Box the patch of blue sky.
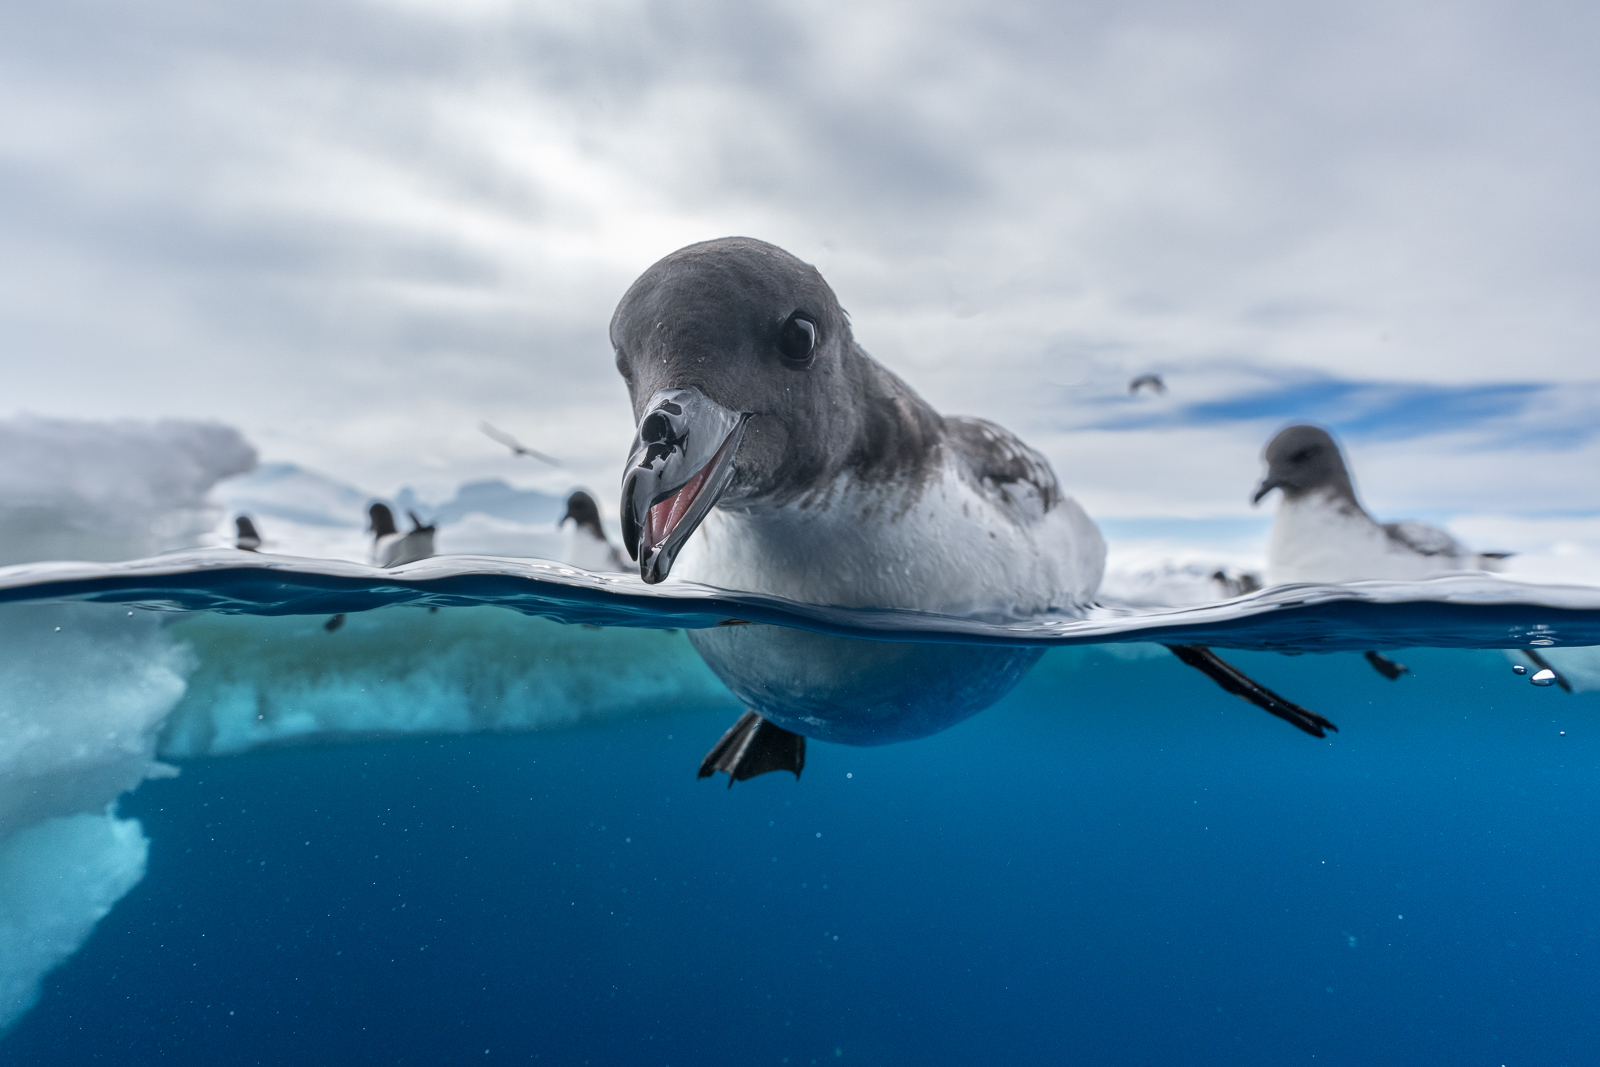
[1186,380,1545,441]
[1080,376,1547,439]
[1057,371,1600,453]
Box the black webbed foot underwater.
[1363,650,1409,680]
[1165,644,1339,738]
[698,711,806,787]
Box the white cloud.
[0,0,1596,516]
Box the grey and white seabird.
[235,515,262,552]
[559,490,627,573]
[369,502,436,569]
[612,238,1335,782]
[1253,424,1527,683]
[1253,424,1509,585]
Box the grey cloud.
[0,0,1597,511]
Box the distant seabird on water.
[1128,373,1166,396]
[1252,424,1533,684]
[235,515,262,552]
[369,502,436,569]
[559,490,628,573]
[325,504,439,634]
[611,238,1334,783]
[1253,424,1509,584]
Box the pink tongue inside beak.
[644,460,716,551]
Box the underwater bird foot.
[1164,644,1338,738]
[698,711,806,787]
[1363,651,1410,680]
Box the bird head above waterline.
[560,490,606,540]
[368,502,399,538]
[612,237,942,583]
[1253,424,1357,506]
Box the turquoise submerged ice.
[5,422,1600,1053]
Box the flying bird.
[479,421,561,466]
[1128,373,1166,396]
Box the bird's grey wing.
[943,416,1062,517]
[1381,520,1462,557]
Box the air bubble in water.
[1531,669,1557,687]
[1512,665,1527,675]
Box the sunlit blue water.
[6,635,1598,1065]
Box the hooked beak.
[1252,477,1284,506]
[621,387,751,584]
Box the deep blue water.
[6,645,1597,1066]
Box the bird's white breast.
[671,461,1104,618]
[1266,491,1462,585]
[562,528,625,574]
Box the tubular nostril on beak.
[640,412,671,443]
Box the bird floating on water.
[1251,423,1541,685]
[609,238,1333,784]
[234,515,262,552]
[369,502,436,569]
[559,490,628,573]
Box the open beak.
[1251,477,1284,505]
[621,387,751,584]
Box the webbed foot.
[698,711,806,787]
[1363,651,1409,680]
[1165,644,1338,738]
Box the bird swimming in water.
[611,238,1333,783]
[559,490,628,573]
[1252,423,1526,683]
[369,502,436,569]
[234,515,262,552]
[1253,424,1509,584]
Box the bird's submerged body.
[674,432,1103,745]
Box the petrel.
[610,238,1335,782]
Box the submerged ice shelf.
[5,546,1600,1037]
[4,549,1600,652]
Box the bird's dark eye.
[777,313,817,363]
[1289,447,1317,463]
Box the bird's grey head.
[368,502,398,538]
[560,490,606,540]
[1253,424,1355,505]
[611,237,929,583]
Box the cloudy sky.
[3,0,1597,561]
